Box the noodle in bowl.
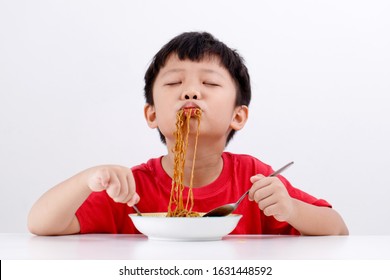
[129,109,241,241]
[129,213,242,241]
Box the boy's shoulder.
[222,152,273,172]
[223,151,263,162]
[131,156,163,173]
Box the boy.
[28,32,348,236]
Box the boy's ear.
[230,105,249,131]
[144,104,158,129]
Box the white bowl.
[129,213,242,241]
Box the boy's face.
[144,54,248,145]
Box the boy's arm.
[249,175,349,235]
[28,169,93,235]
[286,199,349,235]
[28,165,138,236]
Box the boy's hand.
[87,166,140,206]
[248,175,295,222]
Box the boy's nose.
[182,89,200,100]
[185,93,198,100]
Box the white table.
[1,233,390,260]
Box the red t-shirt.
[76,152,331,235]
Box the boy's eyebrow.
[160,68,184,77]
[200,68,225,78]
[160,68,226,79]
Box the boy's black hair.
[144,31,251,145]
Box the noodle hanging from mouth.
[167,108,202,217]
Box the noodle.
[167,108,202,217]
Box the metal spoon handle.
[132,205,142,216]
[237,161,294,204]
[269,161,294,177]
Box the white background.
[1,0,389,234]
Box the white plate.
[129,213,242,241]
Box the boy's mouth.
[180,103,202,117]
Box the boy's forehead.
[159,53,227,75]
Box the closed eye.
[165,81,182,86]
[203,82,221,87]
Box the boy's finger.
[114,172,130,202]
[88,168,110,191]
[98,168,111,188]
[248,174,266,200]
[106,173,121,199]
[250,174,265,183]
[127,193,140,207]
[126,171,136,192]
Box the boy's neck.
[162,139,225,188]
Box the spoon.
[202,161,294,217]
[132,205,142,216]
